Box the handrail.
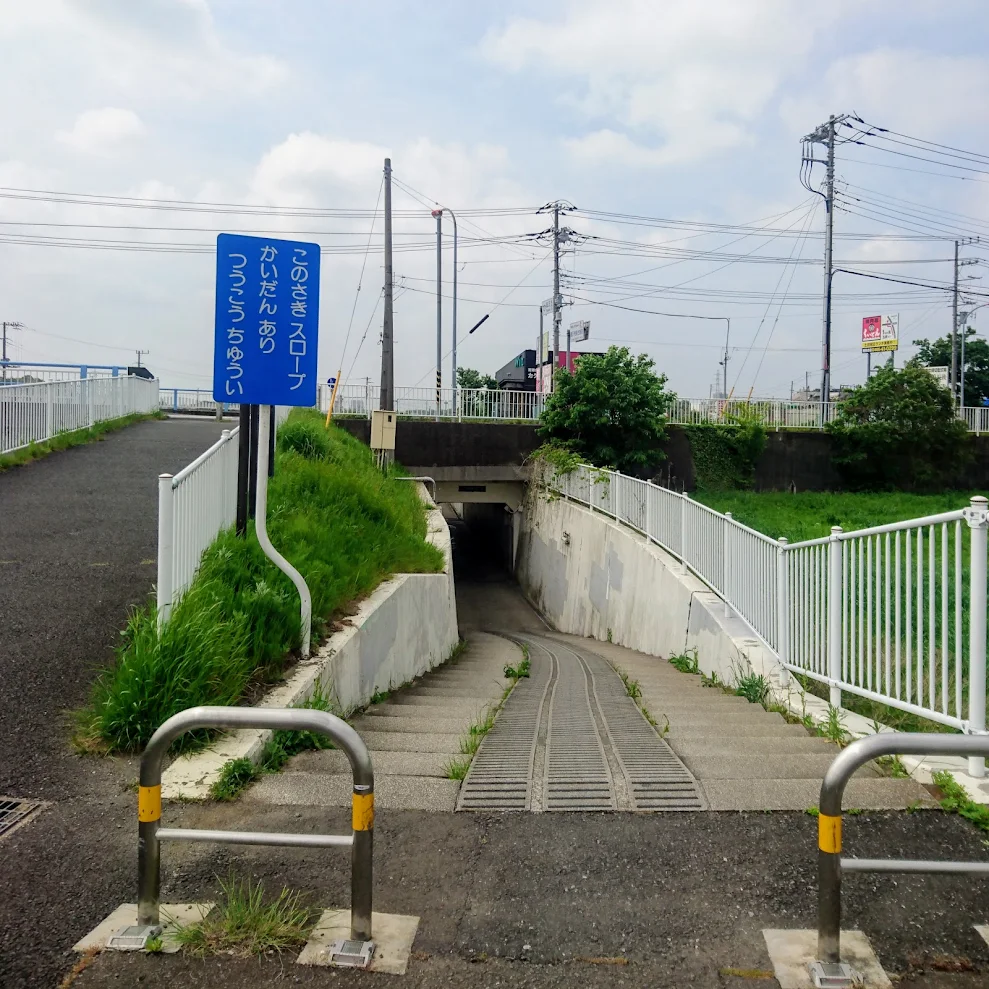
[134,706,374,946]
[394,475,437,502]
[815,733,989,981]
[171,426,239,487]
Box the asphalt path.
[0,417,227,988]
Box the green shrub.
[826,361,970,491]
[86,413,442,753]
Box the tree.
[914,328,989,406]
[537,346,673,474]
[826,360,970,491]
[457,367,497,391]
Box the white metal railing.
[548,461,989,750]
[155,408,292,623]
[160,387,238,414]
[152,379,989,433]
[156,427,240,623]
[0,376,160,455]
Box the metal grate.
[457,635,704,813]
[0,797,44,840]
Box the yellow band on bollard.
[352,792,375,831]
[138,785,162,823]
[818,813,842,853]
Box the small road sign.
[214,233,321,407]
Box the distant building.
[495,349,538,391]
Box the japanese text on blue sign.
[213,233,321,407]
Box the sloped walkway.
[551,634,934,811]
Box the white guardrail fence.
[0,376,160,455]
[549,463,989,761]
[309,383,989,433]
[156,407,290,624]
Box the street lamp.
[428,206,458,417]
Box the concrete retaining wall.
[516,491,782,688]
[162,493,458,799]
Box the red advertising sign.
[862,315,882,342]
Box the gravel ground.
[0,417,227,988]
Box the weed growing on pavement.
[171,876,316,957]
[0,411,163,473]
[460,709,497,756]
[818,705,849,745]
[876,755,911,779]
[614,667,642,700]
[144,936,164,954]
[735,672,771,705]
[208,687,336,800]
[503,652,531,681]
[932,770,989,833]
[85,414,441,753]
[445,756,471,781]
[668,650,699,675]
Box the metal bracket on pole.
[256,405,312,657]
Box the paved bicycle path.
[0,417,226,989]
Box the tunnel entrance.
[447,503,516,584]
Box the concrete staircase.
[248,632,516,812]
[550,634,934,811]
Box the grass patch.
[460,708,497,756]
[0,411,163,472]
[932,770,989,834]
[504,644,531,682]
[170,876,316,958]
[616,667,642,700]
[83,412,442,753]
[693,490,981,543]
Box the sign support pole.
[256,404,312,658]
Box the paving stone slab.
[700,777,933,811]
[682,754,881,780]
[249,772,461,811]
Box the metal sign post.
[213,233,321,657]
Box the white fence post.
[828,525,843,708]
[967,495,988,777]
[723,513,732,617]
[645,479,652,543]
[157,473,175,627]
[777,537,789,683]
[680,493,689,575]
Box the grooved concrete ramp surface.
[458,633,704,812]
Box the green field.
[693,490,982,542]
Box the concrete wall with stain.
[516,491,783,689]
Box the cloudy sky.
[3,0,989,399]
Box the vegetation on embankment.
[82,411,443,753]
[0,411,164,472]
[694,490,981,543]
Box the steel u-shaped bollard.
[135,706,374,945]
[814,732,989,986]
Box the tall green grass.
[85,412,442,753]
[694,490,981,543]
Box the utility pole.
[952,239,960,400]
[801,114,848,411]
[380,158,394,411]
[2,321,23,383]
[552,205,561,391]
[134,349,149,368]
[951,237,980,406]
[431,209,442,420]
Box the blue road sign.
[213,233,320,406]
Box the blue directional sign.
[213,233,320,407]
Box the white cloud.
[56,107,145,155]
[781,48,989,138]
[483,0,837,166]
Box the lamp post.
[431,209,443,420]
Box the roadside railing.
[160,387,238,415]
[547,462,988,751]
[813,733,989,985]
[123,706,375,963]
[157,428,239,623]
[0,376,159,455]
